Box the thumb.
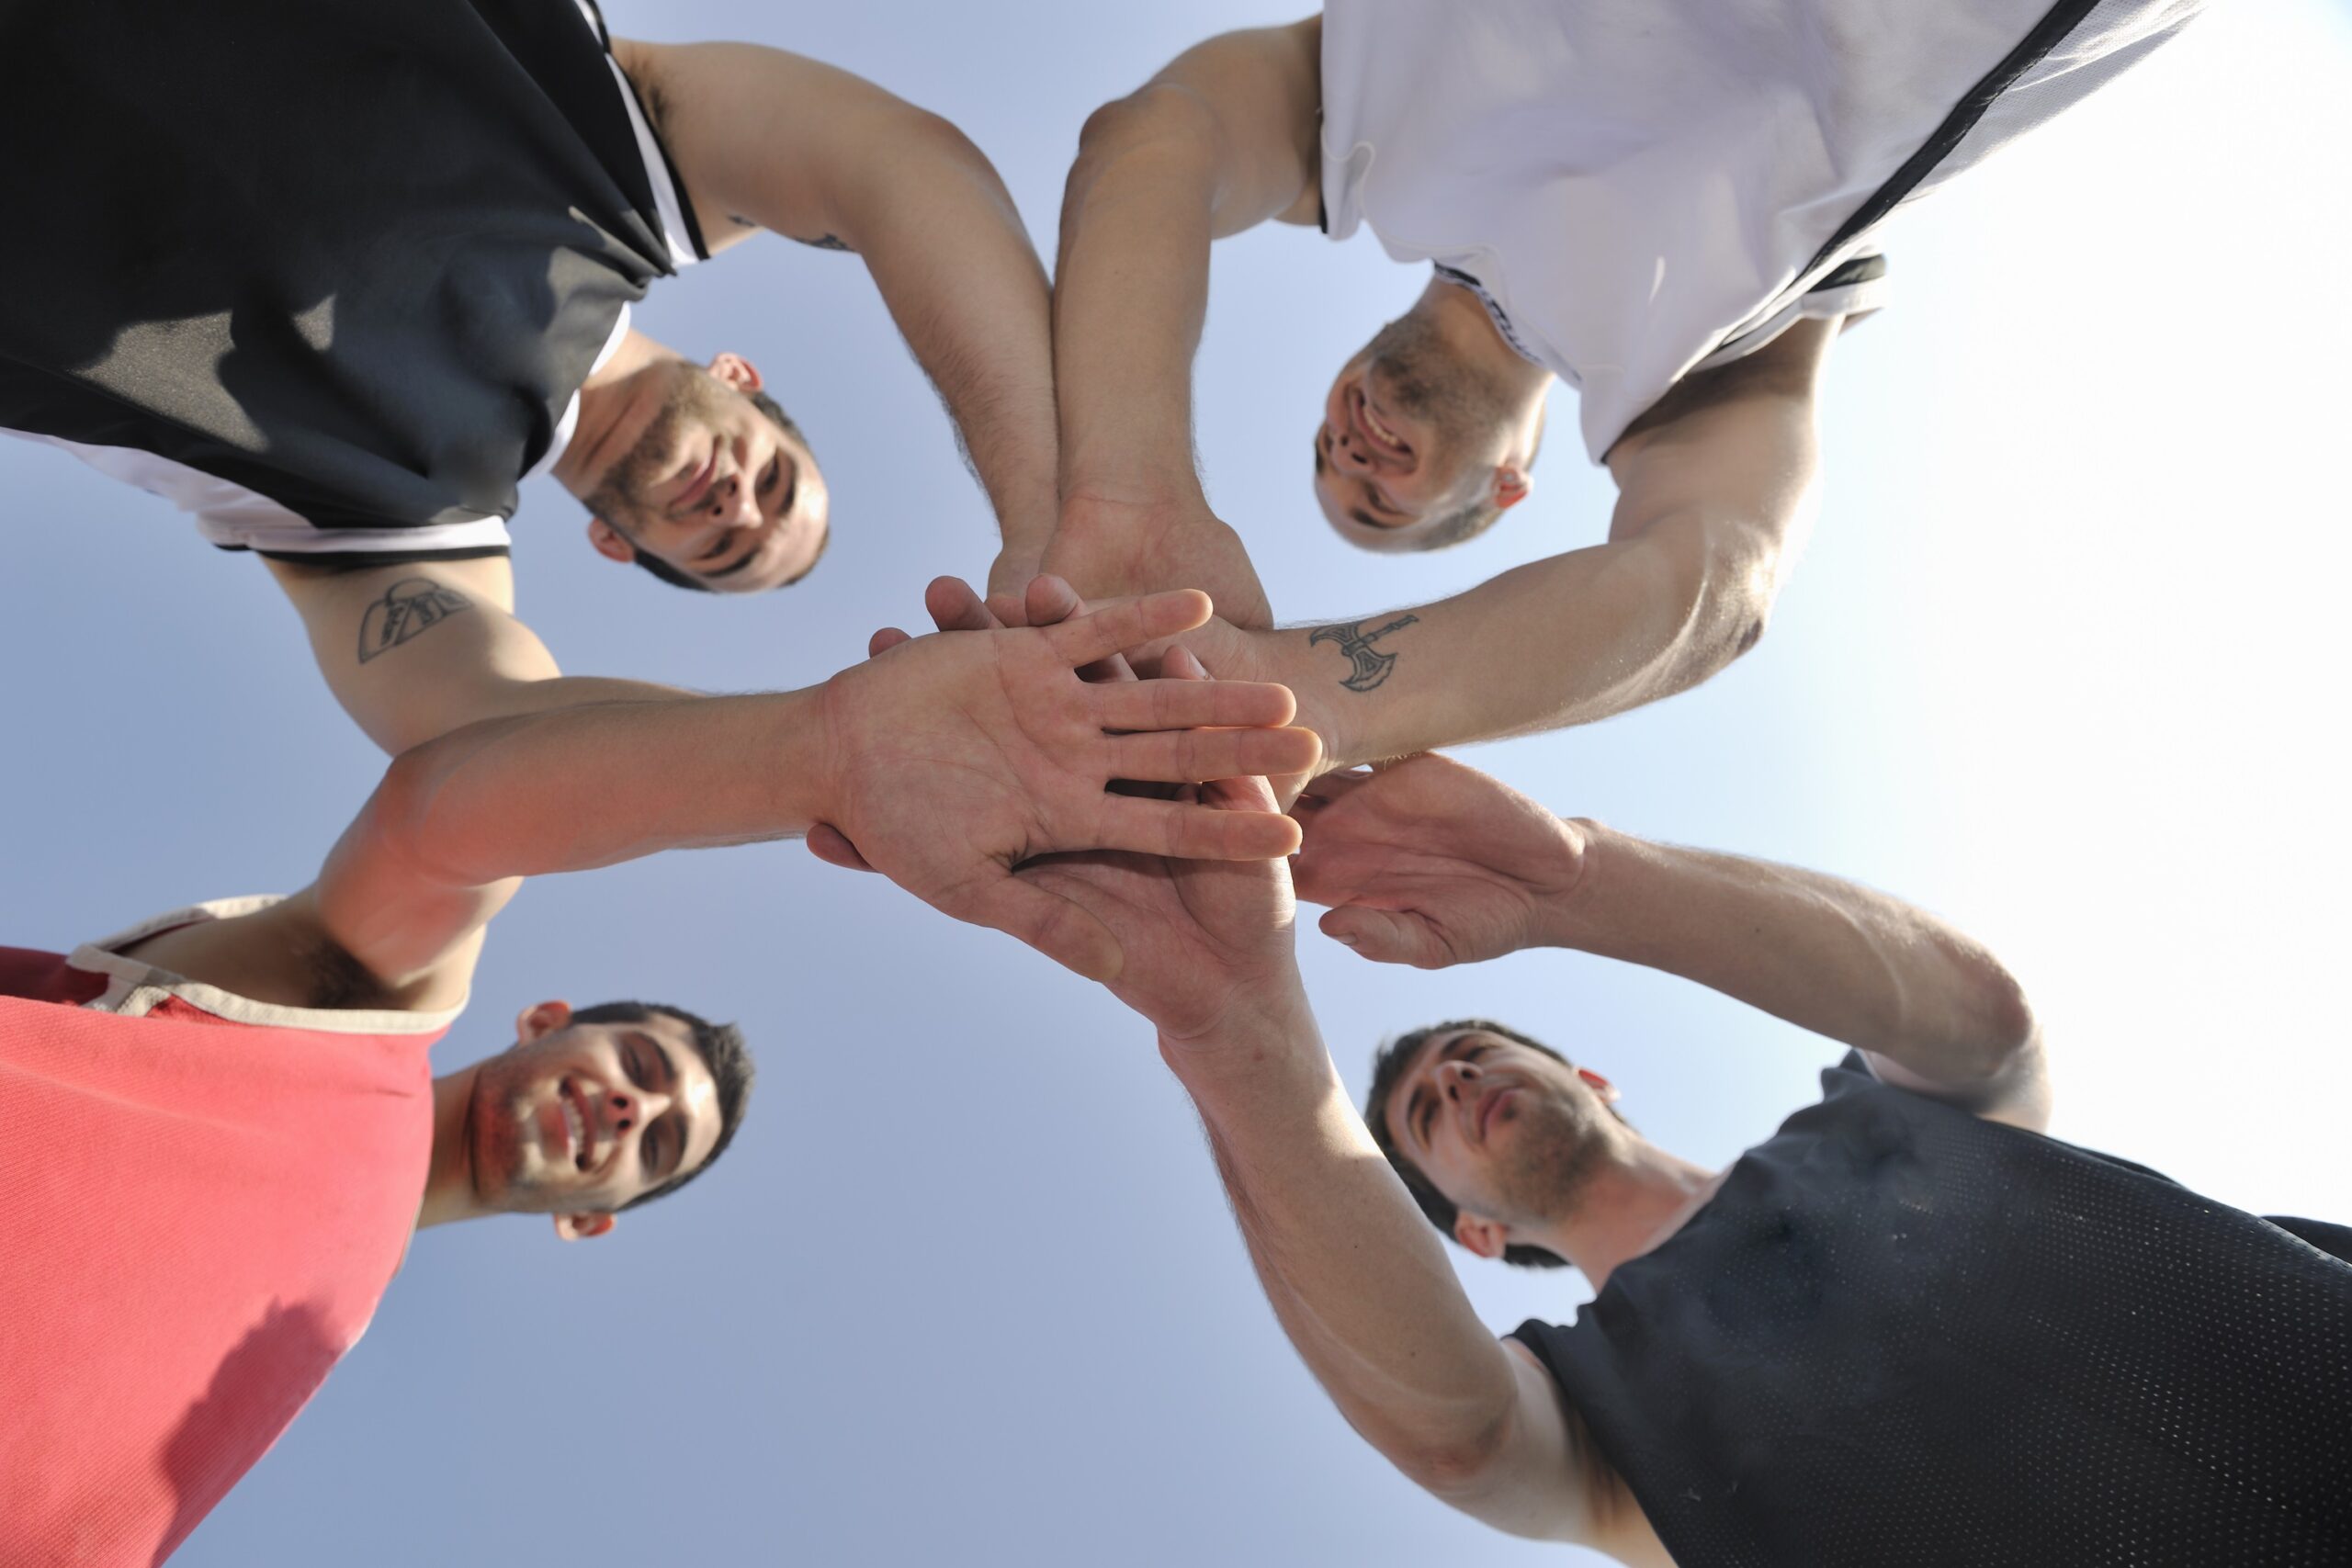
[956,875,1125,983]
[1317,905,1446,968]
[806,823,879,874]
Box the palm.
[1021,781,1297,1043]
[1042,500,1275,633]
[814,595,1317,979]
[1290,754,1583,968]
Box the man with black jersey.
[0,0,1057,754]
[985,743,2351,1566]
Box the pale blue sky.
[2,4,2346,1564]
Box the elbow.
[1066,85,1217,209]
[1966,954,2041,1079]
[1383,1411,1515,1506]
[1639,513,1786,682]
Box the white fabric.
[577,0,704,271]
[1320,0,2203,463]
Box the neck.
[1416,276,1554,409]
[414,1065,486,1231]
[1524,1134,1721,1289]
[551,328,684,502]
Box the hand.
[1290,753,1588,968]
[813,579,1320,981]
[1040,495,1275,633]
[1018,649,1304,1042]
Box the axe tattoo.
[1308,614,1419,694]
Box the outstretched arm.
[617,40,1058,567]
[1034,18,1323,625]
[1292,753,2050,1127]
[267,556,692,756]
[1194,318,1835,765]
[300,587,1317,1006]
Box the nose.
[1435,1060,1483,1100]
[1329,428,1374,475]
[601,1085,671,1141]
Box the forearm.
[1546,823,2037,1086]
[1165,989,1528,1488]
[846,119,1060,546]
[354,687,837,890]
[1268,513,1779,768]
[1053,91,1227,508]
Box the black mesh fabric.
[1512,1055,2352,1566]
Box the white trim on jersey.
[70,896,466,1036]
[3,428,515,558]
[578,0,702,271]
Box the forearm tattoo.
[1308,614,1419,694]
[356,578,472,664]
[794,232,853,252]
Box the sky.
[2,3,2346,1564]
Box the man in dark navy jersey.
[0,0,1058,755]
[992,746,2350,1567]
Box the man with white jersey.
[1026,1,2204,774]
[1,0,1060,754]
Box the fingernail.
[1334,932,1358,947]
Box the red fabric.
[0,945,107,1007]
[0,983,440,1564]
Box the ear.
[1490,463,1532,512]
[1453,1210,1511,1261]
[707,352,764,393]
[514,998,573,1043]
[554,1212,616,1243]
[586,516,638,565]
[1577,1066,1619,1103]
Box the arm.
[1204,320,1835,766]
[616,40,1058,567]
[1291,754,2050,1128]
[267,555,690,755]
[298,587,1318,1001]
[1033,19,1324,626]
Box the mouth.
[1349,381,1412,459]
[560,1077,594,1172]
[1477,1086,1515,1143]
[670,444,720,513]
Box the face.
[1312,312,1514,538]
[468,1008,725,1235]
[1381,1029,1613,1240]
[585,358,830,592]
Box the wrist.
[1531,817,1607,950]
[1158,972,1323,1083]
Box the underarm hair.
[1611,335,1814,451]
[302,936,403,1012]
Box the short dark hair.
[1363,1017,1571,1269]
[622,389,812,593]
[1407,398,1551,553]
[569,1000,755,1212]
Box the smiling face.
[466,1008,725,1233]
[582,356,830,592]
[1378,1026,1616,1243]
[1313,311,1520,545]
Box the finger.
[1089,678,1297,732]
[925,575,1001,634]
[806,823,879,873]
[1046,590,1212,669]
[1023,573,1084,627]
[1107,725,1324,784]
[1319,905,1446,967]
[953,875,1125,983]
[1159,643,1211,681]
[867,626,913,659]
[984,591,1030,628]
[1099,795,1304,861]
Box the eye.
[760,456,781,495]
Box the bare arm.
[267,555,690,755]
[1292,754,2050,1128]
[1170,993,1625,1547]
[619,40,1058,561]
[1209,321,1834,767]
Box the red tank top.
[0,900,453,1563]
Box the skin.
[1035,15,1839,781]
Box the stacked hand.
[999,495,1275,636]
[1291,753,1589,968]
[810,581,1317,981]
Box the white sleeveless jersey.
[1319,0,2203,462]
